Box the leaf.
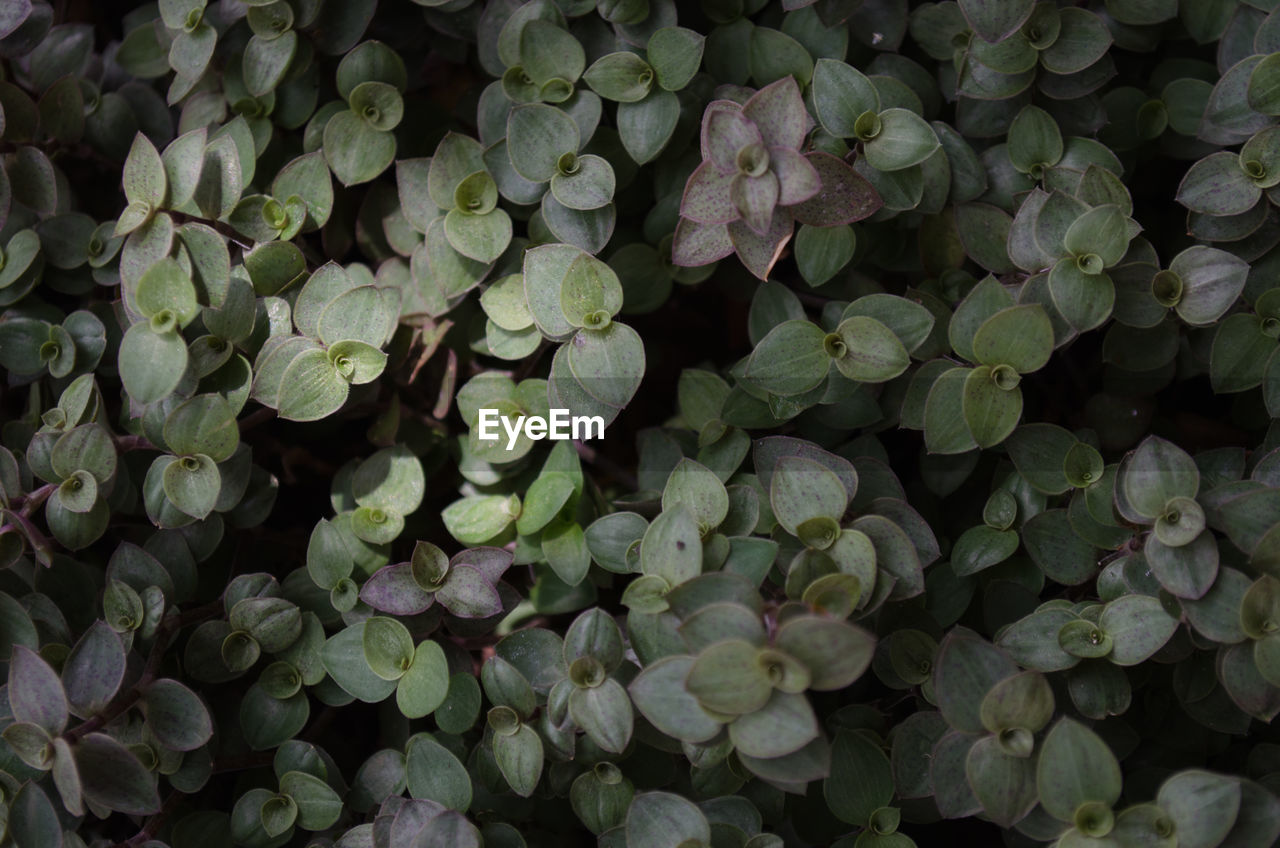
[9,645,68,734]
[493,723,543,797]
[728,689,820,759]
[863,109,940,172]
[743,319,828,396]
[831,315,911,382]
[280,770,342,831]
[123,132,166,210]
[1177,151,1261,216]
[1036,718,1122,822]
[62,621,126,717]
[1156,771,1242,848]
[508,103,580,182]
[1098,593,1179,665]
[685,639,772,715]
[825,729,894,825]
[143,679,213,751]
[407,735,472,811]
[323,110,396,187]
[118,323,189,405]
[569,678,633,753]
[618,87,680,164]
[959,0,1034,42]
[74,732,161,815]
[811,58,880,137]
[648,27,704,91]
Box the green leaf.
[1007,105,1062,175]
[1036,718,1122,822]
[1169,245,1248,327]
[143,678,212,751]
[831,316,911,382]
[961,366,1023,448]
[321,622,398,703]
[662,458,730,532]
[774,616,874,690]
[323,109,395,187]
[1120,435,1199,519]
[728,689,819,759]
[959,0,1034,42]
[648,27,704,91]
[640,503,702,587]
[1098,594,1178,665]
[979,670,1054,734]
[162,454,220,520]
[119,322,189,405]
[863,109,940,172]
[626,792,711,848]
[618,88,680,164]
[628,655,723,743]
[566,322,645,408]
[493,723,543,797]
[1176,151,1262,216]
[407,735,472,811]
[583,51,654,102]
[123,132,166,211]
[508,103,580,182]
[686,639,771,715]
[397,641,449,719]
[165,394,239,462]
[965,735,1038,828]
[277,348,350,421]
[744,320,828,396]
[971,304,1054,373]
[569,678,633,753]
[1048,258,1115,332]
[795,224,856,287]
[1156,771,1241,848]
[280,770,342,830]
[363,615,415,681]
[825,729,894,826]
[933,631,1020,733]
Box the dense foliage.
[3,0,1280,846]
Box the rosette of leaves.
[582,25,704,164]
[0,308,103,381]
[629,596,874,779]
[250,262,398,422]
[322,43,406,186]
[1211,286,1280,395]
[673,75,882,280]
[1178,126,1280,219]
[505,102,617,252]
[520,244,645,426]
[916,285,1057,452]
[422,133,513,265]
[360,540,513,620]
[141,393,241,529]
[498,8,585,105]
[230,744,343,843]
[737,292,936,411]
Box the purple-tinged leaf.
[771,148,822,206]
[9,645,68,734]
[436,565,503,618]
[74,732,161,815]
[360,562,436,615]
[729,211,794,280]
[731,171,780,235]
[63,621,126,718]
[742,76,808,151]
[703,108,762,173]
[700,100,745,160]
[451,546,514,584]
[672,217,735,267]
[680,160,738,224]
[790,153,883,227]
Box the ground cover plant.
[2,0,1280,846]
